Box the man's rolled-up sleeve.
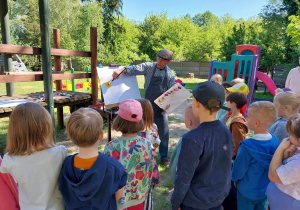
[125,62,153,76]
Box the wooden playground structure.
[0,28,99,128]
[0,1,99,130]
[209,44,278,116]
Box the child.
[0,102,67,210]
[169,104,200,180]
[232,78,245,85]
[226,92,248,159]
[217,82,233,123]
[137,99,161,150]
[210,74,223,85]
[268,90,300,142]
[136,98,160,210]
[232,101,279,210]
[104,99,154,210]
[226,82,249,117]
[171,81,233,210]
[267,113,300,210]
[59,108,127,210]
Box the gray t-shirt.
[268,117,289,142]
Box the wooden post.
[38,0,55,139]
[53,29,64,129]
[0,0,15,96]
[90,27,98,105]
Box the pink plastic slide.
[255,71,276,96]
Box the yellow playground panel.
[53,78,100,91]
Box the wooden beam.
[53,29,63,129]
[52,73,91,80]
[0,44,91,57]
[0,0,15,96]
[39,0,55,131]
[0,73,91,83]
[90,27,98,105]
[0,71,64,75]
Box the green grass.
[253,91,274,101]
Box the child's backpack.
[0,157,20,210]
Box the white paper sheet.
[154,83,192,114]
[0,99,31,108]
[97,67,141,106]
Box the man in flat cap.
[112,49,175,167]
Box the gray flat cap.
[156,49,173,60]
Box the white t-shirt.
[285,67,300,96]
[0,145,67,210]
[276,148,300,200]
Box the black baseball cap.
[156,49,173,60]
[192,81,231,111]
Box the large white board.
[97,67,141,107]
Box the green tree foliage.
[138,13,168,60]
[109,17,141,65]
[220,19,263,61]
[287,13,300,45]
[259,1,289,72]
[12,0,41,47]
[221,23,247,61]
[3,0,300,72]
[192,11,219,27]
[72,1,104,51]
[96,0,123,52]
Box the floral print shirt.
[104,136,154,209]
[138,123,160,150]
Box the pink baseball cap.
[117,99,143,123]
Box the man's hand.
[164,104,170,111]
[112,67,126,80]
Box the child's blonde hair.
[286,113,300,138]
[185,104,200,126]
[210,74,223,85]
[6,102,53,156]
[232,78,245,85]
[248,101,278,127]
[66,108,103,147]
[274,91,300,112]
[136,99,154,131]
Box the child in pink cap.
[104,99,154,210]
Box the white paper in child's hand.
[154,83,192,114]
